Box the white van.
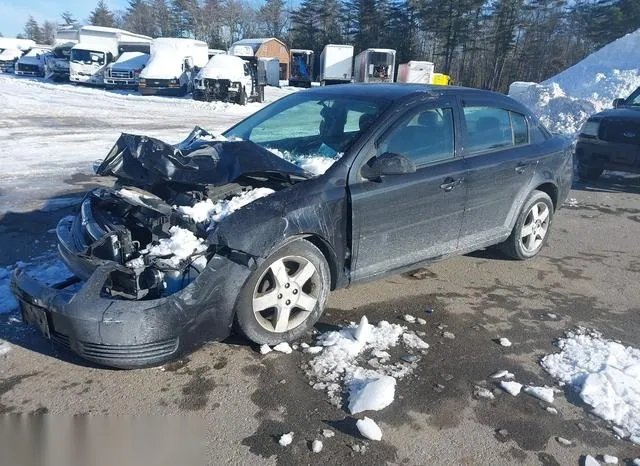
[15,46,52,77]
[70,26,151,86]
[139,38,208,96]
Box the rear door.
[458,101,538,248]
[349,98,467,281]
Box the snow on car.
[193,54,254,105]
[11,84,572,368]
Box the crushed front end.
[11,127,307,368]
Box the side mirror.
[613,98,626,108]
[361,152,416,180]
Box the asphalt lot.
[0,171,639,465]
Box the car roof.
[299,83,529,112]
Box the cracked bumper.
[11,255,252,369]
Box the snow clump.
[500,381,523,396]
[279,432,294,447]
[523,386,555,404]
[541,328,640,440]
[356,417,382,441]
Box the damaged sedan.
[12,84,573,368]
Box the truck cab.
[70,44,114,85]
[0,38,35,73]
[15,46,52,77]
[139,38,208,96]
[193,54,254,104]
[104,51,150,88]
[46,42,75,81]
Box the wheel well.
[301,235,338,291]
[535,183,558,211]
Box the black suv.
[576,86,640,180]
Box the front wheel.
[234,240,330,345]
[499,190,554,260]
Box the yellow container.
[432,73,452,85]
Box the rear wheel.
[577,162,603,181]
[499,190,554,260]
[234,240,330,345]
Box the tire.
[499,190,554,260]
[237,86,248,105]
[577,162,603,181]
[234,240,331,345]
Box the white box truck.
[139,38,208,96]
[320,44,353,85]
[70,26,151,86]
[354,48,396,83]
[0,38,35,73]
[397,60,434,84]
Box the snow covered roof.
[230,37,285,54]
[362,48,396,54]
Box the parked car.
[12,84,572,368]
[575,86,640,180]
[15,46,52,77]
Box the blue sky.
[0,0,128,37]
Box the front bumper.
[11,253,252,369]
[105,78,138,87]
[575,138,640,173]
[139,85,186,96]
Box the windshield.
[224,92,390,165]
[626,87,640,106]
[71,49,105,65]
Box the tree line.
[11,0,640,92]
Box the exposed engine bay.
[65,127,310,302]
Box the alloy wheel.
[252,255,321,333]
[520,201,550,253]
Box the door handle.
[440,177,463,192]
[515,162,530,174]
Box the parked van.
[70,26,151,86]
[397,61,434,84]
[104,51,150,88]
[0,38,35,73]
[139,38,208,96]
[15,46,52,77]
[354,48,396,83]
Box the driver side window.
[377,107,455,167]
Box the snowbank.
[542,329,640,440]
[509,28,640,134]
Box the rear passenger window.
[463,106,513,154]
[510,112,528,145]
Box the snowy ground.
[0,75,293,213]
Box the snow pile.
[128,226,207,269]
[305,316,429,408]
[177,187,275,225]
[356,417,382,441]
[266,147,341,176]
[509,28,640,134]
[0,252,73,314]
[542,329,640,441]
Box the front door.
[349,101,467,281]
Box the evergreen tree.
[89,0,116,27]
[152,0,176,37]
[60,11,78,27]
[24,16,44,43]
[42,21,57,45]
[124,0,156,36]
[259,0,287,39]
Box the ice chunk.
[354,316,371,343]
[556,436,572,446]
[603,455,618,464]
[490,370,515,379]
[499,338,512,347]
[259,344,272,355]
[279,432,293,446]
[142,226,207,268]
[416,318,427,325]
[443,331,455,339]
[322,429,335,438]
[403,314,416,323]
[474,386,495,400]
[546,407,558,414]
[273,342,293,354]
[349,376,396,414]
[311,439,323,453]
[402,333,429,349]
[304,346,323,354]
[500,381,523,396]
[584,455,599,466]
[356,417,382,441]
[524,386,555,403]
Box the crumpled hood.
[96,126,306,186]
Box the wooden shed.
[229,38,290,80]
